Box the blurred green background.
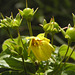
[0,0,75,52]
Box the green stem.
[53,45,75,75]
[53,40,71,75]
[6,28,14,41]
[64,45,75,63]
[44,32,48,37]
[60,40,71,64]
[16,28,27,74]
[27,21,33,36]
[51,33,54,45]
[17,28,24,47]
[51,56,56,62]
[21,55,27,74]
[26,0,28,8]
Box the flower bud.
[42,18,59,33]
[65,27,75,42]
[0,13,22,28]
[19,8,38,21]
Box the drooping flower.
[27,33,55,61]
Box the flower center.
[32,39,42,46]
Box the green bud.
[65,27,75,42]
[0,18,12,28]
[42,17,59,33]
[0,13,22,28]
[1,19,7,23]
[19,8,38,21]
[50,21,59,33]
[11,19,19,27]
[23,8,34,19]
[43,23,50,33]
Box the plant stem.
[51,33,54,45]
[53,40,70,75]
[53,45,75,75]
[21,55,27,74]
[64,45,75,63]
[26,0,28,8]
[6,28,14,41]
[27,21,33,36]
[53,40,71,75]
[60,40,71,64]
[16,28,27,74]
[44,32,48,37]
[17,28,24,47]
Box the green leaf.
[0,49,36,73]
[2,39,14,51]
[0,70,25,75]
[0,50,23,70]
[36,73,44,75]
[64,63,75,72]
[64,63,75,75]
[2,36,29,60]
[1,36,37,73]
[59,44,75,60]
[2,36,29,51]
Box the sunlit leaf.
[0,49,36,73]
[59,44,75,60]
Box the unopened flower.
[19,8,38,21]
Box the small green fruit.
[23,8,34,20]
[66,27,75,42]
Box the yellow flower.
[27,33,55,61]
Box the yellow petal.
[31,46,48,61]
[27,35,54,61]
[40,41,55,59]
[26,36,35,39]
[37,33,50,42]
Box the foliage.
[0,0,75,75]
